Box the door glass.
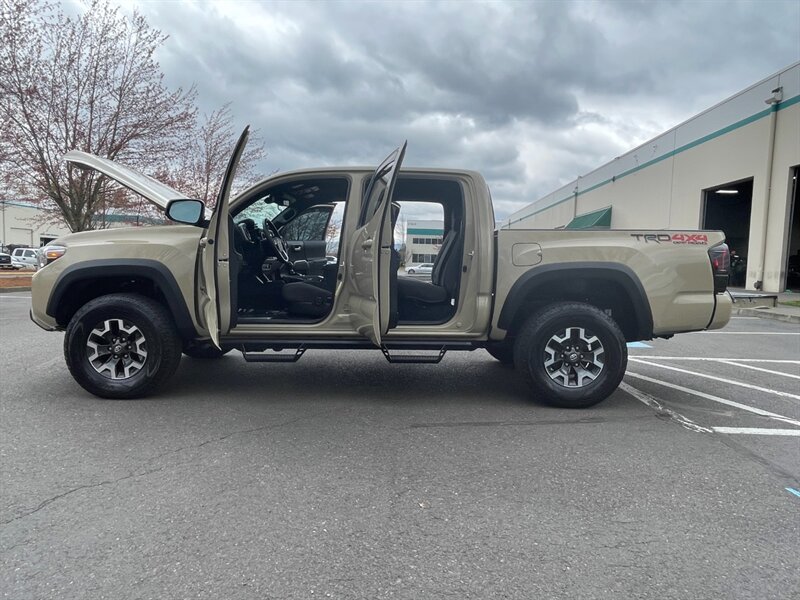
[359,151,401,226]
[282,207,330,241]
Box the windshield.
[233,194,290,226]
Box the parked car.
[406,263,433,275]
[0,252,17,270]
[31,132,732,405]
[11,247,39,270]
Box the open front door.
[198,127,249,348]
[347,142,406,346]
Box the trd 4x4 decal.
[630,233,708,245]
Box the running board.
[381,346,446,364]
[241,346,306,363]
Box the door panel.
[346,142,406,346]
[198,127,249,347]
[281,204,335,276]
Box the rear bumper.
[707,292,732,330]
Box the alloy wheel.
[86,319,148,380]
[543,326,605,388]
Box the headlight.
[40,245,67,266]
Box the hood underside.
[64,151,186,210]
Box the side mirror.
[165,199,205,226]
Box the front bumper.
[30,266,61,331]
[30,308,58,331]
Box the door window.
[359,145,405,226]
[281,206,331,241]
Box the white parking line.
[0,295,31,299]
[714,359,800,380]
[619,382,711,433]
[625,371,800,427]
[629,358,800,401]
[627,357,800,363]
[711,427,800,436]
[689,332,800,335]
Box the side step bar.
[241,346,306,363]
[380,346,447,364]
[234,340,478,364]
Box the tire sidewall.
[66,297,172,398]
[518,306,627,407]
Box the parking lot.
[1,291,798,599]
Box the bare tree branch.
[0,0,197,231]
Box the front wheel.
[64,294,182,399]
[514,302,627,408]
[407,269,416,274]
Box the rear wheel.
[514,302,627,408]
[64,294,182,399]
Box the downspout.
[754,86,782,290]
[1,200,5,250]
[572,175,581,219]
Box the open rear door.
[346,142,406,346]
[198,127,249,348]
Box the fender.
[46,259,197,339]
[497,262,654,339]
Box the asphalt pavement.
[1,291,798,599]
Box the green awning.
[565,206,612,229]
[407,228,444,235]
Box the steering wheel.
[262,217,290,263]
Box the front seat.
[281,278,334,318]
[396,224,462,319]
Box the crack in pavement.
[0,466,165,527]
[0,415,306,528]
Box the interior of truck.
[229,175,464,326]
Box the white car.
[11,247,39,270]
[406,263,433,275]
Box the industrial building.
[406,219,444,264]
[504,62,800,293]
[0,200,70,250]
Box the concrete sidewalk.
[730,289,800,324]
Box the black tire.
[513,302,627,408]
[408,269,416,274]
[183,341,231,359]
[64,293,182,399]
[485,341,515,365]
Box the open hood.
[64,151,186,209]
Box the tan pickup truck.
[31,130,732,406]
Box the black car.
[0,252,15,269]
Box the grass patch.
[778,300,800,308]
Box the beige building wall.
[505,63,800,292]
[0,201,71,249]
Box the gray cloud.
[112,0,799,219]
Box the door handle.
[291,245,302,252]
[362,239,373,250]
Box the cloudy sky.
[107,0,798,219]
